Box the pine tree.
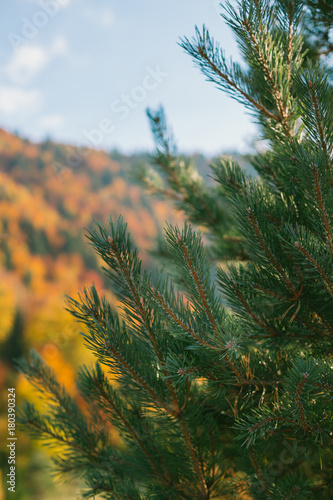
[17,1,333,498]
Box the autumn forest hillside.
[0,127,200,371]
[0,128,250,498]
[0,128,193,498]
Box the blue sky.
[0,0,257,155]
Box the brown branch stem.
[249,448,272,496]
[311,163,333,256]
[247,207,298,297]
[295,242,333,295]
[295,372,311,431]
[177,233,218,332]
[197,46,279,121]
[241,17,291,138]
[235,285,278,336]
[308,81,331,171]
[97,383,170,487]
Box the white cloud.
[5,36,69,85]
[21,0,73,7]
[58,0,73,7]
[37,113,64,130]
[84,7,114,27]
[50,35,68,56]
[0,86,41,114]
[6,45,48,85]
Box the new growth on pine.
[17,1,333,498]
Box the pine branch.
[177,231,219,334]
[310,163,333,255]
[180,26,279,121]
[67,287,170,411]
[103,340,171,413]
[17,1,333,497]
[234,282,279,337]
[23,410,95,456]
[146,107,222,225]
[308,81,331,170]
[105,222,210,496]
[295,372,311,432]
[294,242,333,295]
[249,447,272,496]
[95,380,170,488]
[246,207,297,297]
[240,14,292,136]
[152,286,221,351]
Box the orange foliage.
[0,130,191,494]
[0,129,185,440]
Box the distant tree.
[2,310,25,366]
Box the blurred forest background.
[0,128,250,499]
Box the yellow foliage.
[25,296,80,349]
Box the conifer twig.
[103,340,172,414]
[247,207,298,297]
[196,45,279,122]
[248,416,300,434]
[96,381,170,487]
[310,163,333,256]
[177,232,219,332]
[176,234,245,381]
[295,372,311,432]
[295,241,333,295]
[153,287,221,351]
[25,419,97,456]
[234,284,279,337]
[241,16,292,137]
[249,447,272,496]
[136,411,174,487]
[108,236,166,362]
[308,81,331,171]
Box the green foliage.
[1,310,25,365]
[135,106,246,261]
[17,1,333,498]
[302,0,333,60]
